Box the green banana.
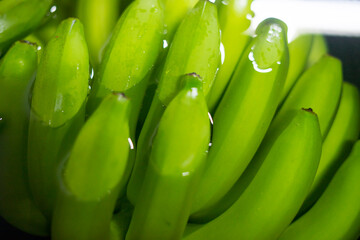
[84,0,164,201]
[127,0,220,205]
[51,93,130,240]
[184,108,322,240]
[0,41,48,236]
[207,0,253,112]
[279,34,313,104]
[298,81,360,216]
[190,18,289,220]
[156,0,220,106]
[0,0,53,56]
[126,74,210,240]
[76,0,120,67]
[202,79,352,222]
[278,140,360,240]
[274,54,342,139]
[27,18,89,219]
[306,34,328,68]
[86,0,164,136]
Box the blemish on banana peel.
[112,91,128,100]
[187,72,202,79]
[19,40,37,47]
[302,108,317,116]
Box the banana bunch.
[0,0,360,240]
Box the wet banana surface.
[0,1,360,239]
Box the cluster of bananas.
[1,0,360,239]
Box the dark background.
[326,36,360,87]
[1,36,360,239]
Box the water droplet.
[50,5,57,13]
[163,39,168,49]
[128,138,134,150]
[182,172,190,177]
[208,112,214,125]
[248,51,273,73]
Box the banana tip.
[112,92,127,99]
[19,40,38,47]
[302,108,317,115]
[186,72,203,79]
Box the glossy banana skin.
[0,41,48,236]
[51,93,130,240]
[274,54,342,138]
[190,18,289,220]
[279,34,313,104]
[0,0,53,56]
[86,0,164,114]
[86,0,164,139]
[76,0,120,67]
[127,0,220,205]
[84,0,164,202]
[207,0,253,112]
[184,108,322,240]
[126,74,210,240]
[156,0,220,106]
[279,140,360,240]
[298,81,360,216]
[27,18,89,219]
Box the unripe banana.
[86,0,164,138]
[279,34,313,104]
[76,0,120,67]
[307,34,328,68]
[184,108,322,240]
[207,0,253,112]
[278,140,360,240]
[27,18,89,219]
[51,93,130,240]
[84,0,164,202]
[0,41,48,236]
[274,54,342,139]
[297,81,360,216]
[190,18,289,220]
[126,74,210,240]
[0,0,53,56]
[127,0,220,205]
